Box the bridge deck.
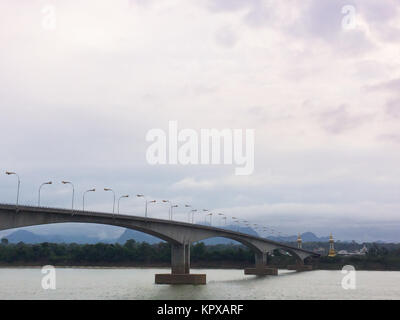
[0,203,318,257]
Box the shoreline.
[0,264,399,271]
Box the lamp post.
[83,188,95,211]
[191,209,197,223]
[206,213,213,226]
[137,194,146,216]
[137,195,156,217]
[147,199,156,217]
[117,195,129,214]
[185,204,191,222]
[5,171,20,206]
[62,181,75,211]
[162,200,178,220]
[38,181,52,206]
[170,204,178,220]
[104,188,116,214]
[232,217,240,232]
[202,209,209,224]
[217,213,225,227]
[162,200,170,219]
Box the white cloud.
[1,0,400,241]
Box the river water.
[0,268,399,299]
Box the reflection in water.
[0,268,399,300]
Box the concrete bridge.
[0,203,319,284]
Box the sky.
[0,0,400,242]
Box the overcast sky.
[1,0,400,242]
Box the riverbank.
[2,241,400,271]
[1,261,400,271]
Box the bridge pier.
[287,260,313,272]
[244,252,278,276]
[155,243,206,285]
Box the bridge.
[0,203,319,284]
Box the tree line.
[1,238,400,270]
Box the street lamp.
[162,200,178,220]
[162,200,170,219]
[5,171,20,206]
[206,212,213,226]
[231,216,237,230]
[38,181,52,206]
[146,199,156,217]
[185,204,191,222]
[217,213,226,227]
[202,209,209,224]
[82,188,95,211]
[170,204,178,220]
[191,209,197,223]
[118,195,129,214]
[234,220,240,232]
[137,195,156,217]
[104,188,116,214]
[62,181,75,211]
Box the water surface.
[0,268,399,299]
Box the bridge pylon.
[155,243,206,285]
[244,252,278,276]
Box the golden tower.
[328,233,336,257]
[297,233,302,249]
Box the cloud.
[0,0,400,242]
[366,78,400,119]
[214,25,238,48]
[317,105,373,134]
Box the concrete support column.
[155,242,206,285]
[255,252,267,269]
[184,243,190,274]
[244,251,278,276]
[287,258,313,272]
[171,243,186,274]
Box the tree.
[1,238,8,245]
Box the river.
[0,268,399,299]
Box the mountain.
[1,230,117,244]
[117,229,161,244]
[3,230,63,244]
[266,232,330,243]
[0,228,339,246]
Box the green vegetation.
[1,239,400,270]
[0,240,257,267]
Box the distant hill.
[0,228,340,245]
[267,232,330,243]
[1,230,116,244]
[117,229,161,244]
[3,230,63,244]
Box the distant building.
[359,245,368,255]
[337,245,368,256]
[313,247,325,254]
[297,233,302,249]
[328,233,336,257]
